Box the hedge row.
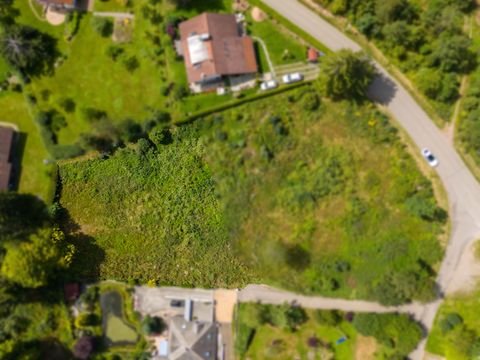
[174,82,310,125]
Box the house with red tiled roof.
[37,0,77,11]
[179,13,258,93]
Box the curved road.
[244,1,480,358]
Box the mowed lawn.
[247,14,307,67]
[59,88,445,301]
[0,93,52,200]
[27,13,166,145]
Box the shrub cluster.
[314,0,475,117]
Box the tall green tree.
[0,193,48,240]
[0,25,57,76]
[0,0,17,25]
[1,227,73,288]
[319,50,376,100]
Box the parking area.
[134,286,215,322]
[273,62,320,81]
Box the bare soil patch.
[355,335,377,360]
[46,7,66,26]
[251,7,267,22]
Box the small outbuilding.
[308,47,319,63]
[0,126,14,191]
[37,0,77,12]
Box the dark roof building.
[168,316,217,360]
[179,13,257,91]
[0,126,14,191]
[37,0,77,10]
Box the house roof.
[0,126,14,191]
[37,0,76,6]
[0,126,14,164]
[179,13,257,84]
[168,316,217,360]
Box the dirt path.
[252,36,275,77]
[28,0,46,22]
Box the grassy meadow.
[59,87,446,303]
[427,287,480,359]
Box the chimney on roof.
[184,299,193,322]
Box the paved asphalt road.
[240,1,480,358]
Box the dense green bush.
[459,69,480,164]
[313,0,475,118]
[91,17,113,37]
[439,312,463,334]
[353,313,423,356]
[319,50,376,100]
[141,315,166,335]
[35,110,84,160]
[315,310,342,326]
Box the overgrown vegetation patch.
[60,88,445,304]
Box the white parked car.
[422,148,439,167]
[282,72,303,84]
[260,80,278,91]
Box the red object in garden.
[308,47,319,63]
[64,283,80,302]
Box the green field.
[247,14,308,67]
[59,87,445,303]
[236,303,423,359]
[427,287,480,359]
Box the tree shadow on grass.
[58,206,106,282]
[68,231,106,282]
